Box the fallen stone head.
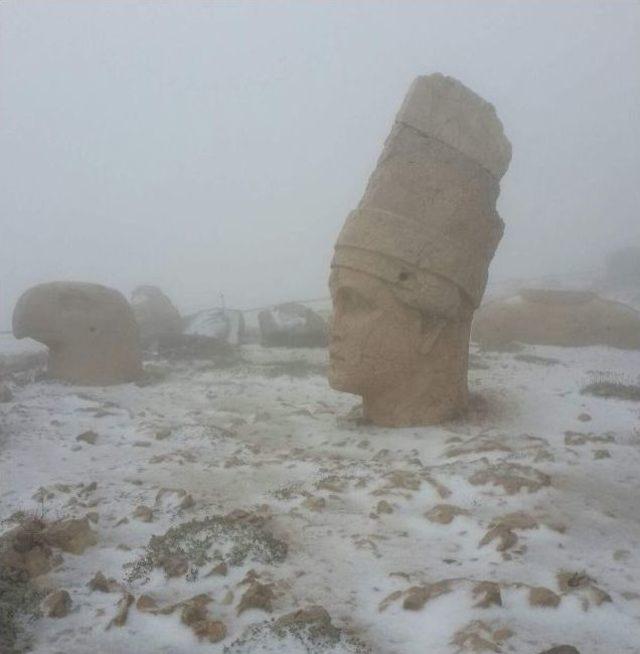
[13,281,142,385]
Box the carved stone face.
[329,267,425,393]
[329,266,473,425]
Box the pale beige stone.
[472,289,640,350]
[396,73,511,179]
[13,282,142,385]
[329,74,510,426]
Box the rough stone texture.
[529,586,561,608]
[472,289,640,350]
[236,581,275,614]
[13,282,142,385]
[258,302,327,348]
[130,285,182,346]
[43,517,97,555]
[329,74,510,426]
[43,589,72,618]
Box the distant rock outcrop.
[13,281,142,384]
[184,308,245,345]
[258,303,327,348]
[472,289,640,350]
[131,285,182,346]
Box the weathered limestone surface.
[131,285,183,345]
[329,74,511,426]
[13,282,142,385]
[472,289,640,350]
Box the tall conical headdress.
[332,74,511,312]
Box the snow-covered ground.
[1,339,640,653]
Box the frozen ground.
[1,339,640,653]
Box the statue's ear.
[419,315,447,355]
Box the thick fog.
[1,0,639,328]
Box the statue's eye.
[338,288,375,313]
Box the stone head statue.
[13,281,142,385]
[131,285,183,346]
[329,74,511,426]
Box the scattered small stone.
[402,582,451,611]
[45,517,97,554]
[237,581,275,614]
[155,427,172,440]
[275,605,340,642]
[221,590,234,605]
[613,549,630,562]
[86,512,99,524]
[529,586,561,608]
[376,500,393,514]
[181,602,207,627]
[451,619,504,652]
[489,511,538,531]
[179,494,195,511]
[473,581,502,608]
[88,571,120,593]
[106,592,134,629]
[133,505,154,523]
[162,556,189,578]
[538,647,580,654]
[136,594,158,612]
[425,504,469,525]
[479,525,518,552]
[593,449,611,459]
[76,430,98,445]
[577,413,591,422]
[493,628,514,642]
[556,570,612,608]
[193,619,227,643]
[301,496,326,512]
[43,590,72,618]
[470,462,551,495]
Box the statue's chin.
[328,363,359,395]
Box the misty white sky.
[1,0,639,328]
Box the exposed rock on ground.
[43,590,71,618]
[472,289,640,350]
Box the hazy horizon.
[1,0,639,328]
